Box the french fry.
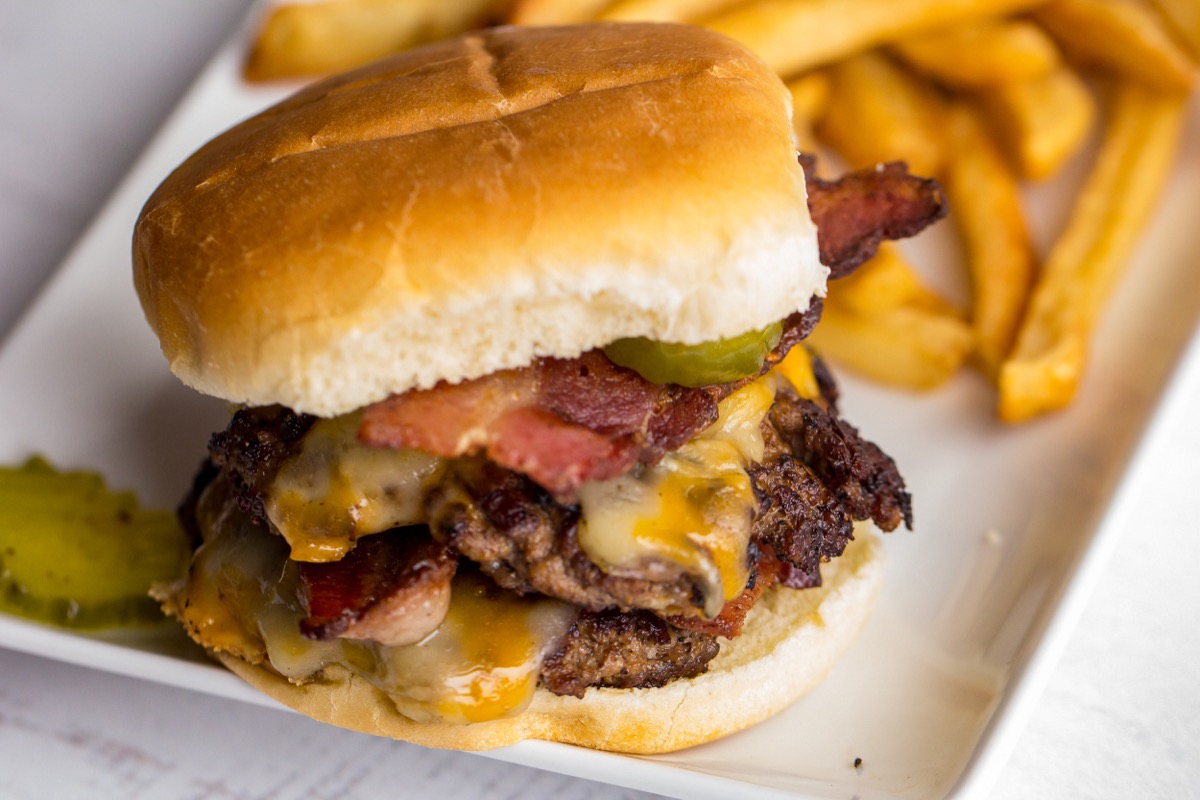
[828,243,961,318]
[979,65,1096,180]
[816,52,947,177]
[892,18,1062,87]
[787,72,832,152]
[510,0,612,24]
[1147,0,1200,61]
[808,303,974,390]
[598,0,738,22]
[245,0,503,81]
[997,82,1187,423]
[943,105,1037,379]
[812,245,971,390]
[701,0,1050,78]
[1032,0,1196,93]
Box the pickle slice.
[603,322,784,387]
[0,457,190,629]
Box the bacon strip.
[803,156,948,278]
[299,531,456,646]
[360,350,722,499]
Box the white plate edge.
[945,323,1200,799]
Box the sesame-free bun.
[133,23,824,417]
[219,529,882,753]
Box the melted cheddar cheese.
[173,477,574,724]
[265,413,445,562]
[377,572,575,723]
[576,378,775,618]
[775,346,820,399]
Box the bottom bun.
[220,528,884,753]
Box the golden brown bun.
[219,529,882,753]
[133,23,824,416]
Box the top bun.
[133,22,825,416]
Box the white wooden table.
[1,3,1198,798]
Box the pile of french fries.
[244,0,1196,423]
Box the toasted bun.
[218,529,882,753]
[133,23,825,417]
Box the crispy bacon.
[361,351,719,499]
[802,155,948,278]
[299,530,456,646]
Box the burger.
[133,22,944,753]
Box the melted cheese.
[576,378,776,619]
[168,477,285,663]
[174,477,574,725]
[374,572,575,724]
[265,413,445,562]
[774,346,820,399]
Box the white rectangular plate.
[0,11,1197,800]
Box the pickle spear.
[0,457,190,629]
[604,322,783,387]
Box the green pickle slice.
[603,322,784,387]
[0,456,190,629]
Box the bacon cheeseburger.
[134,23,944,752]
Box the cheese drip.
[576,378,776,619]
[265,412,445,562]
[775,345,820,399]
[371,572,575,724]
[259,569,575,725]
[168,477,575,725]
